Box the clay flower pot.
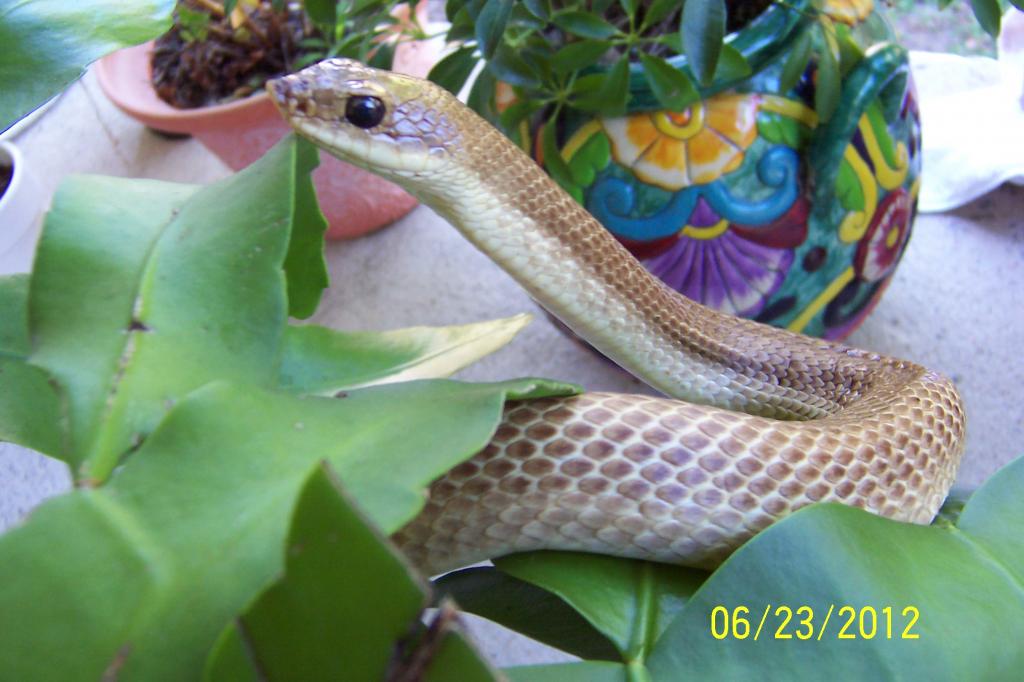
[0,141,45,275]
[97,40,438,240]
[501,0,919,340]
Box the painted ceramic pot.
[506,0,920,340]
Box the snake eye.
[344,95,385,128]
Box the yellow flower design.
[824,0,873,25]
[601,94,760,190]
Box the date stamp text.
[709,605,920,641]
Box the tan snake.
[268,59,965,575]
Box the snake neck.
[395,105,904,421]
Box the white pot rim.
[0,140,44,273]
[0,141,25,213]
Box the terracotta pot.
[97,39,439,240]
[0,141,45,275]
[497,0,920,340]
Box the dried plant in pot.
[430,0,930,340]
[97,0,439,239]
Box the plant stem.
[626,660,654,682]
[192,0,225,17]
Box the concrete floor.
[0,63,1022,666]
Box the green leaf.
[0,274,29,358]
[282,137,328,319]
[467,65,500,124]
[278,314,533,394]
[618,0,637,19]
[506,661,628,681]
[435,566,620,660]
[553,40,612,74]
[639,0,678,32]
[522,0,550,20]
[779,29,812,93]
[518,37,557,83]
[956,461,1024,585]
[681,0,725,86]
[422,622,502,682]
[541,116,575,191]
[430,46,480,96]
[176,6,210,42]
[553,11,620,39]
[0,274,51,454]
[0,358,64,456]
[28,137,308,482]
[969,0,1001,37]
[495,552,708,661]
[814,18,841,123]
[651,31,682,53]
[487,45,541,89]
[509,2,545,30]
[446,13,477,43]
[638,52,698,111]
[0,0,175,132]
[712,44,751,81]
[446,0,473,21]
[500,99,542,135]
[367,42,397,72]
[204,463,430,681]
[476,0,514,59]
[572,55,630,114]
[645,456,1024,680]
[303,0,338,36]
[835,23,864,77]
[0,377,574,681]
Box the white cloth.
[913,9,1024,212]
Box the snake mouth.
[266,74,318,120]
[267,76,289,106]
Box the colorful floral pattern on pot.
[510,0,921,340]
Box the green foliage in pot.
[427,0,1015,185]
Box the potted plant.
[427,0,999,339]
[96,0,441,239]
[0,141,44,275]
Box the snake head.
[268,58,462,182]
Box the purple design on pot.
[644,231,794,317]
[689,196,719,227]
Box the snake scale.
[268,60,965,575]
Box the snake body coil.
[269,60,965,574]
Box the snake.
[267,59,965,575]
